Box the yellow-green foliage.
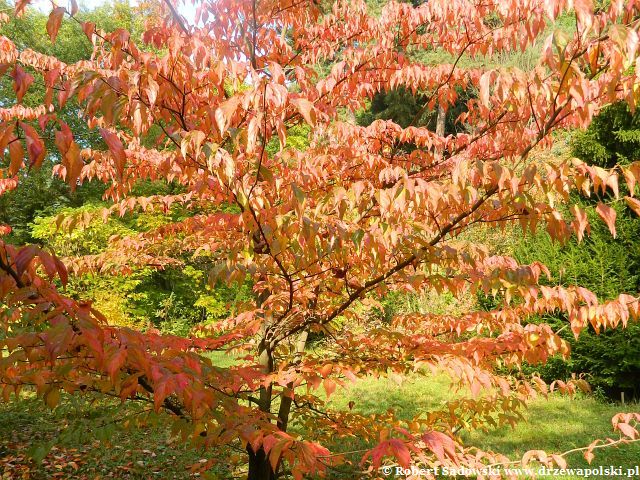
[28,205,253,333]
[30,206,135,256]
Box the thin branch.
[162,0,189,35]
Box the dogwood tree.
[1,0,640,478]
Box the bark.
[247,445,276,480]
[276,330,308,432]
[246,339,277,480]
[435,103,446,160]
[247,289,277,480]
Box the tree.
[510,102,640,399]
[0,0,149,244]
[1,0,640,479]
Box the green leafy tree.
[0,0,149,244]
[511,102,640,399]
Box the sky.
[30,0,198,24]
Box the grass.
[465,395,640,479]
[1,373,638,479]
[0,392,232,479]
[327,375,640,479]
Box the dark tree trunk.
[247,446,277,480]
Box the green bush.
[513,203,640,398]
[506,101,640,398]
[29,205,252,335]
[571,102,640,169]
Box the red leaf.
[46,7,65,43]
[20,122,46,169]
[54,121,74,152]
[422,431,457,464]
[99,128,126,178]
[8,137,24,175]
[107,348,127,382]
[53,254,68,287]
[388,438,411,468]
[14,245,38,276]
[14,0,30,15]
[595,203,616,238]
[81,21,95,41]
[37,250,57,280]
[11,65,34,103]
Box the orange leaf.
[595,203,616,238]
[584,450,595,464]
[64,141,82,188]
[323,378,336,398]
[44,387,60,408]
[617,423,638,439]
[11,65,34,103]
[144,76,159,106]
[551,454,567,469]
[99,128,126,178]
[14,0,30,15]
[291,98,317,127]
[20,122,45,169]
[479,71,491,107]
[625,196,640,217]
[571,205,589,242]
[214,96,241,134]
[268,439,292,472]
[46,7,65,43]
[8,137,24,175]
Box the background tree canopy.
[1,0,640,478]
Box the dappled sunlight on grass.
[328,373,454,419]
[326,373,640,478]
[2,372,638,479]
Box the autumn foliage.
[2,0,640,478]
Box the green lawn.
[0,392,232,479]
[1,372,638,479]
[327,375,640,479]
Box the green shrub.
[506,101,640,398]
[513,203,640,397]
[571,102,640,169]
[29,206,252,335]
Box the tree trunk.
[276,330,308,433]
[435,103,446,160]
[247,445,276,480]
[248,287,277,480]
